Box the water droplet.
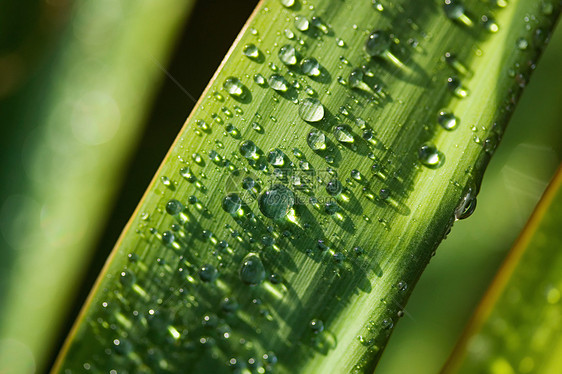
[334,125,355,143]
[310,319,324,333]
[239,253,266,285]
[481,15,499,33]
[516,37,529,50]
[284,29,295,39]
[307,131,327,151]
[223,77,247,99]
[372,0,384,11]
[239,140,258,159]
[326,179,343,196]
[437,110,459,130]
[199,264,218,282]
[166,199,184,215]
[278,45,299,66]
[444,52,469,75]
[268,74,290,92]
[119,270,136,287]
[280,0,295,8]
[418,143,445,169]
[161,176,172,187]
[443,0,473,27]
[301,58,321,77]
[311,16,329,34]
[455,186,477,220]
[336,38,346,47]
[365,30,392,57]
[348,69,372,93]
[447,76,469,98]
[243,43,260,60]
[299,98,324,122]
[222,193,242,215]
[259,184,295,219]
[254,74,266,86]
[295,15,310,31]
[268,148,285,166]
[180,167,196,182]
[324,201,339,215]
[351,169,362,180]
[162,231,175,245]
[365,30,404,68]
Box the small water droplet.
[223,77,247,99]
[418,143,445,169]
[268,148,285,166]
[222,193,242,215]
[443,0,473,27]
[324,201,339,215]
[301,58,321,77]
[269,74,290,92]
[243,44,260,59]
[295,15,310,31]
[326,179,343,196]
[166,199,184,215]
[481,15,499,33]
[334,125,355,143]
[455,185,477,220]
[239,140,258,159]
[516,37,529,50]
[311,16,329,34]
[447,76,469,98]
[299,98,325,122]
[307,130,327,151]
[259,184,295,219]
[278,44,299,66]
[254,74,266,86]
[239,253,266,285]
[437,110,459,130]
[280,0,295,8]
[199,264,218,282]
[310,319,324,333]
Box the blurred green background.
[0,0,560,373]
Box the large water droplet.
[278,45,298,66]
[307,131,327,151]
[239,253,266,285]
[299,98,324,122]
[259,184,295,219]
[418,143,445,169]
[222,193,242,214]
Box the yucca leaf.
[53,0,561,373]
[0,0,195,372]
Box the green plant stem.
[53,1,561,373]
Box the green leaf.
[53,0,561,373]
[0,0,195,372]
[443,165,562,373]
